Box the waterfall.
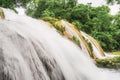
[81,31,105,59]
[61,20,90,56]
[15,0,26,16]
[15,7,26,15]
[0,8,120,80]
[16,0,22,7]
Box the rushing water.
[0,8,120,80]
[81,31,104,59]
[15,6,26,16]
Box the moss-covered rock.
[87,42,94,58]
[54,22,65,35]
[41,17,58,25]
[0,8,5,19]
[72,36,80,46]
[82,36,94,58]
[96,56,120,69]
[41,17,65,35]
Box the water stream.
[0,8,119,80]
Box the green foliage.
[41,9,55,17]
[72,21,82,30]
[0,0,15,10]
[71,5,111,33]
[0,0,30,10]
[71,4,90,22]
[26,0,77,18]
[96,56,120,69]
[111,14,120,51]
[106,0,120,4]
[21,0,30,6]
[91,32,118,51]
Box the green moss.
[88,42,93,52]
[0,8,5,19]
[41,17,65,35]
[72,36,80,46]
[112,56,120,63]
[82,36,94,58]
[96,59,113,68]
[88,42,94,58]
[41,17,57,24]
[53,22,65,35]
[96,56,120,69]
[112,51,120,55]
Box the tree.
[0,0,16,9]
[106,0,120,4]
[26,0,78,18]
[0,0,30,10]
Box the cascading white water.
[81,31,104,59]
[61,20,90,56]
[15,6,26,15]
[0,8,120,80]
